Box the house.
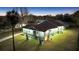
[23,20,65,41]
[35,19,46,24]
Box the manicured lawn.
[0,28,78,51]
[15,35,38,51]
[40,29,78,51]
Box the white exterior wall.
[57,26,65,32]
[23,28,45,40]
[23,28,34,35]
[23,26,65,41]
[36,31,44,37]
[44,26,65,40]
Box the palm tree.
[6,10,19,51]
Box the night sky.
[0,7,79,16]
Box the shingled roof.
[23,20,64,32]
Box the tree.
[73,11,79,25]
[28,14,37,22]
[74,11,79,16]
[6,10,19,51]
[56,14,64,21]
[63,14,73,22]
[19,7,29,26]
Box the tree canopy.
[6,10,19,27]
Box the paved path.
[0,33,22,42]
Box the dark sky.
[0,7,79,16]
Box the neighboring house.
[15,23,26,28]
[35,19,46,24]
[23,20,65,41]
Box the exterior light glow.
[58,26,65,32]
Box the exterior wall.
[44,26,65,40]
[36,31,45,40]
[23,28,35,40]
[23,26,64,41]
[23,28,45,40]
[44,28,58,40]
[57,26,65,33]
[23,28,34,35]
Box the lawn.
[40,29,78,51]
[0,28,22,39]
[0,28,78,51]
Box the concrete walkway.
[0,33,22,42]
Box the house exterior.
[23,20,65,41]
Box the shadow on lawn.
[35,44,41,51]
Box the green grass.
[0,29,22,39]
[0,28,78,51]
[14,34,38,51]
[40,29,78,51]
